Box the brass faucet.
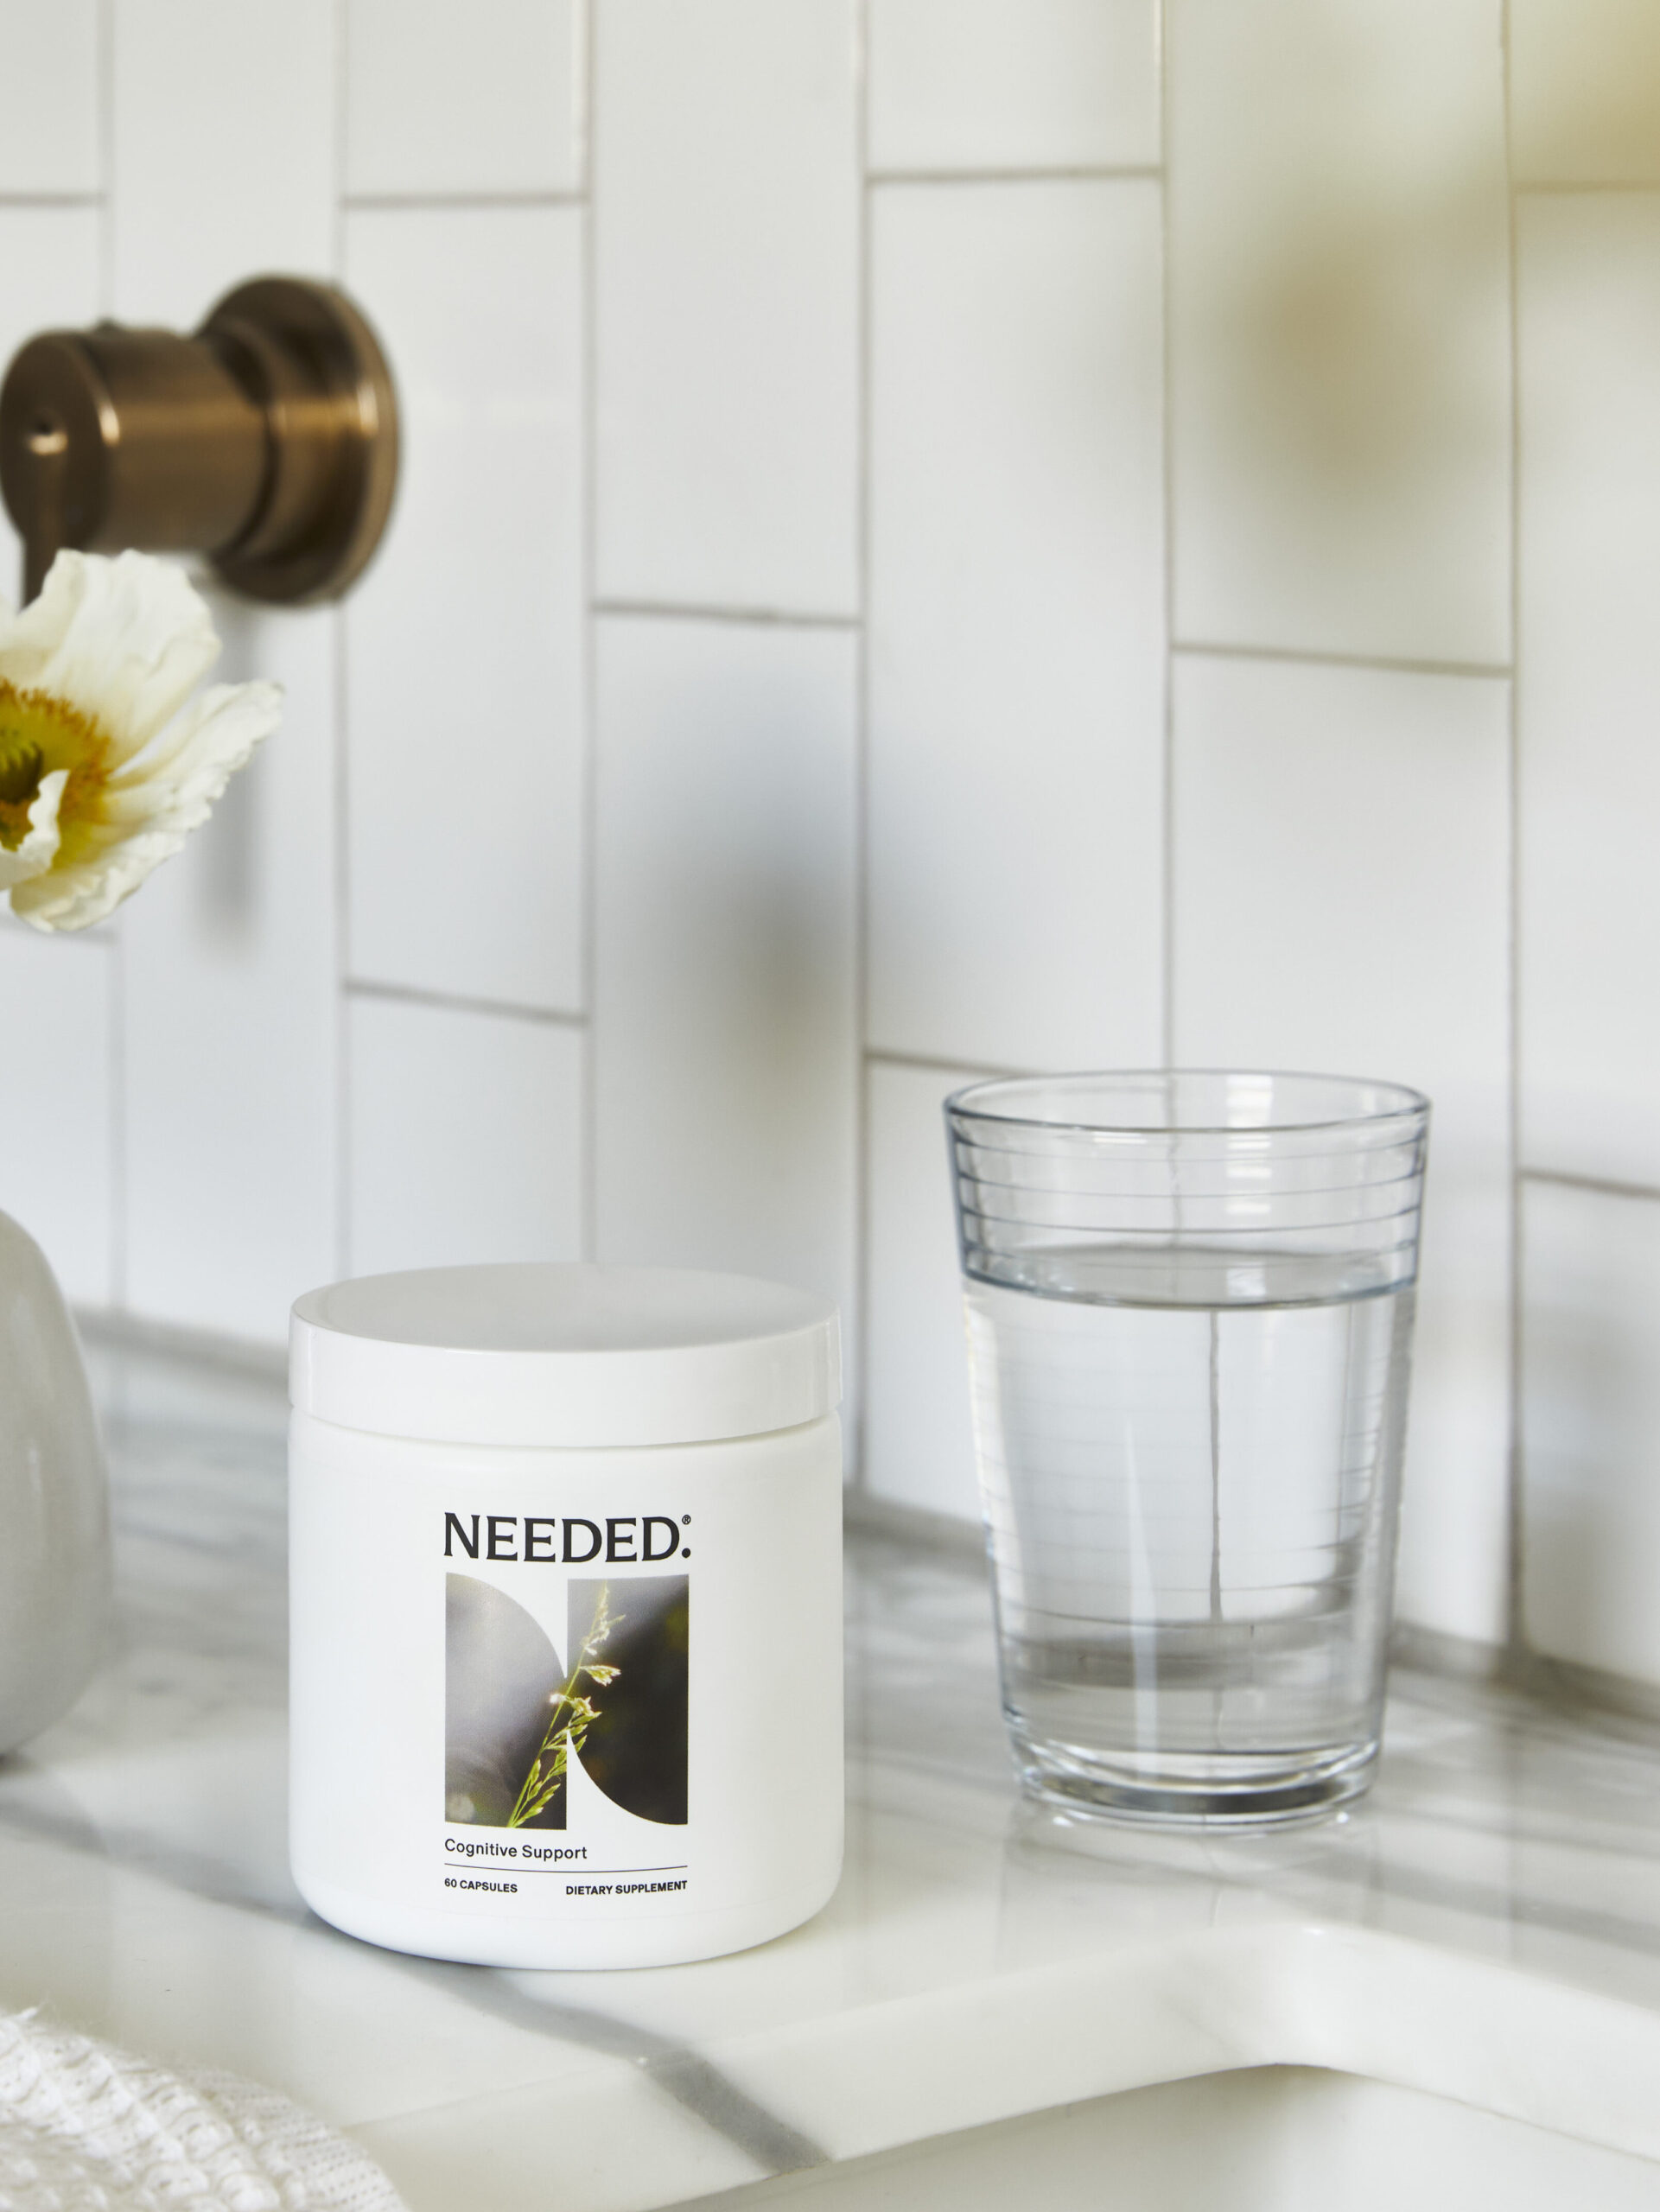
[0,276,398,606]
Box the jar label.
[437,1511,694,1908]
[289,1420,843,1951]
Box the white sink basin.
[685,2065,1660,2210]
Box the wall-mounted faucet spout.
[0,276,398,607]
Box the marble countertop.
[5,1336,1660,2210]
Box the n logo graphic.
[443,1573,689,1829]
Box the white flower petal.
[0,550,220,759]
[13,681,281,932]
[0,768,67,891]
[111,677,280,800]
[13,823,181,932]
[0,554,85,686]
[108,679,283,815]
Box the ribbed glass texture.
[945,1071,1429,1827]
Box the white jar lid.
[290,1263,841,1448]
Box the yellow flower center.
[0,680,109,857]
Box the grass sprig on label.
[0,550,282,931]
[507,1584,625,1830]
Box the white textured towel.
[0,2012,406,2212]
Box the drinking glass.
[944,1071,1429,1827]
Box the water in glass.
[964,1241,1414,1824]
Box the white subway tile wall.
[1510,0,1660,188]
[123,601,341,1338]
[346,0,585,199]
[867,0,1161,175]
[105,4,340,1338]
[594,0,860,616]
[867,177,1164,1071]
[3,0,1657,1680]
[1171,654,1512,1646]
[0,922,113,1308]
[111,0,336,325]
[863,1058,986,1520]
[343,204,586,1013]
[1521,1179,1660,1689]
[0,194,106,1303]
[593,615,859,1344]
[1167,0,1511,668]
[0,203,102,594]
[1517,194,1660,1192]
[347,994,584,1278]
[0,0,99,196]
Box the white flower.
[0,550,282,933]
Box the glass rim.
[944,1068,1432,1139]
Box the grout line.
[1520,1167,1660,1206]
[580,0,600,1265]
[0,191,104,209]
[865,1046,1030,1081]
[594,598,859,631]
[1157,0,1175,1067]
[867,165,1163,188]
[333,0,353,1278]
[1501,0,1527,1663]
[341,189,588,211]
[1510,1166,1530,1646]
[851,0,872,1497]
[108,925,127,1312]
[1512,180,1660,196]
[1173,639,1515,683]
[334,0,352,235]
[98,0,120,1310]
[573,0,593,196]
[332,0,348,275]
[95,0,114,315]
[347,977,589,1030]
[334,603,353,1277]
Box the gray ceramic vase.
[0,1209,111,1753]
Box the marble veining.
[3,1336,1660,2209]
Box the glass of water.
[944,1071,1429,1828]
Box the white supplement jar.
[288,1263,843,1969]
